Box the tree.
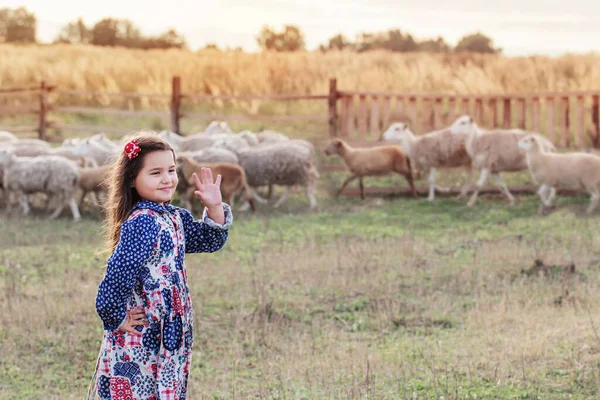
[0,7,36,43]
[256,25,305,52]
[324,33,352,51]
[90,18,142,47]
[417,37,450,53]
[54,18,90,44]
[454,32,501,54]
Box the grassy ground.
[1,178,600,399]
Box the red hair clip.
[124,139,141,160]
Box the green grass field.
[2,176,600,399]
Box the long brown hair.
[103,132,175,253]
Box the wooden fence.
[333,90,600,149]
[2,77,600,198]
[2,77,599,150]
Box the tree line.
[0,6,501,54]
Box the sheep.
[236,141,319,210]
[0,149,81,220]
[450,115,556,207]
[180,148,239,165]
[77,163,112,209]
[176,154,262,212]
[14,138,52,148]
[0,131,17,143]
[203,121,233,135]
[256,130,290,144]
[324,137,416,199]
[517,134,600,214]
[380,122,473,201]
[72,138,120,166]
[159,130,215,152]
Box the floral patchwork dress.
[88,200,232,400]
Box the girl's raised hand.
[192,167,223,208]
[118,307,148,336]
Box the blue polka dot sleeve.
[179,202,232,254]
[95,213,160,331]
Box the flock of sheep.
[1,114,600,221]
[0,121,319,220]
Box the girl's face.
[133,150,178,205]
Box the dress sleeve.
[95,213,160,331]
[179,202,232,254]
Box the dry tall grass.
[2,44,600,98]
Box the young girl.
[87,134,232,400]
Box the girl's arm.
[95,213,159,331]
[179,203,232,254]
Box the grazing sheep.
[14,138,52,148]
[176,154,262,212]
[380,122,472,201]
[324,137,416,199]
[450,115,556,207]
[0,149,81,220]
[72,138,120,166]
[256,130,290,144]
[77,163,112,208]
[0,131,17,143]
[159,130,215,152]
[518,134,600,214]
[203,121,233,135]
[180,148,239,165]
[236,141,319,210]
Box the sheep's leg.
[545,187,557,207]
[467,169,489,207]
[587,189,599,214]
[239,201,251,211]
[266,184,274,201]
[79,190,89,209]
[49,196,66,220]
[427,169,436,201]
[359,178,365,200]
[536,184,551,214]
[457,166,474,200]
[306,183,318,210]
[336,175,358,198]
[273,187,292,208]
[19,192,31,216]
[68,197,82,221]
[491,173,516,206]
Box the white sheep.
[380,122,472,201]
[518,134,600,214]
[236,141,319,210]
[159,130,215,152]
[203,121,233,135]
[0,149,81,220]
[72,138,120,166]
[450,115,556,207]
[256,130,290,144]
[0,131,17,143]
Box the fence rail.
[2,77,600,199]
[2,77,599,151]
[336,91,600,148]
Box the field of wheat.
[2,44,600,100]
[2,44,600,140]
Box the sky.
[6,0,600,56]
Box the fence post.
[328,78,338,137]
[171,76,182,135]
[38,80,48,141]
